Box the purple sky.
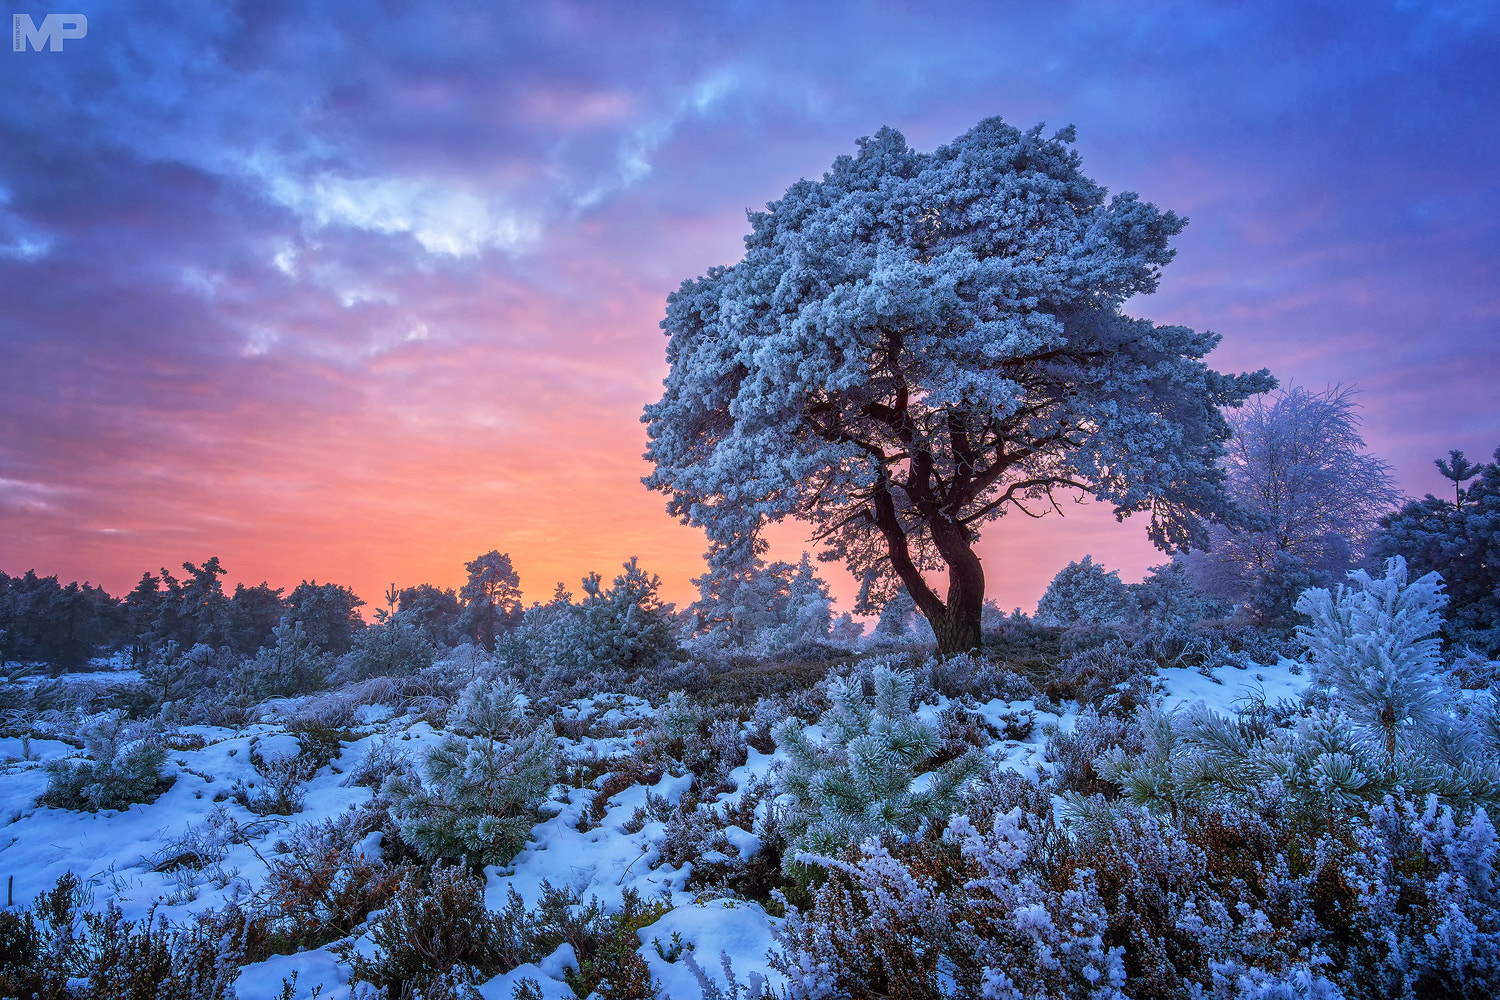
[1,1,1496,615]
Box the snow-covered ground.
[0,657,1309,998]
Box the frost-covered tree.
[1188,385,1402,621]
[286,580,365,655]
[1296,556,1448,757]
[385,677,555,865]
[457,551,523,651]
[1035,555,1132,628]
[689,552,833,652]
[773,664,984,857]
[1373,446,1500,656]
[643,117,1272,655]
[397,582,465,646]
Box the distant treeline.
[0,555,479,674]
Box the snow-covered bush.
[384,676,555,865]
[1037,555,1133,628]
[773,665,984,859]
[231,741,316,816]
[40,711,168,812]
[1296,555,1448,756]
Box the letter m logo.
[13,14,88,52]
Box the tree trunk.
[873,488,987,656]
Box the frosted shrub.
[345,610,437,680]
[773,665,984,858]
[1296,556,1448,755]
[771,809,1126,999]
[240,618,330,698]
[385,676,555,865]
[1037,555,1132,628]
[40,710,167,812]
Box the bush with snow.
[384,676,556,865]
[772,664,984,859]
[40,710,167,812]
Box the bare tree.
[1189,385,1403,618]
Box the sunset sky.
[1,1,1496,618]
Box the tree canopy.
[643,117,1272,653]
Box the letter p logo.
[13,14,88,52]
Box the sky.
[1,0,1496,618]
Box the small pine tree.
[550,559,679,675]
[241,618,328,697]
[41,711,167,812]
[1296,556,1448,757]
[773,664,984,859]
[346,609,437,679]
[385,677,555,866]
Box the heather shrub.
[231,738,316,816]
[340,863,510,998]
[251,809,406,957]
[40,711,168,812]
[0,872,242,1000]
[1045,640,1160,714]
[770,809,1126,999]
[344,871,664,1000]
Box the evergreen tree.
[226,581,286,655]
[1373,446,1500,656]
[286,580,365,655]
[385,677,555,865]
[457,551,523,651]
[688,552,834,652]
[397,583,464,646]
[1035,555,1132,628]
[1296,556,1449,757]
